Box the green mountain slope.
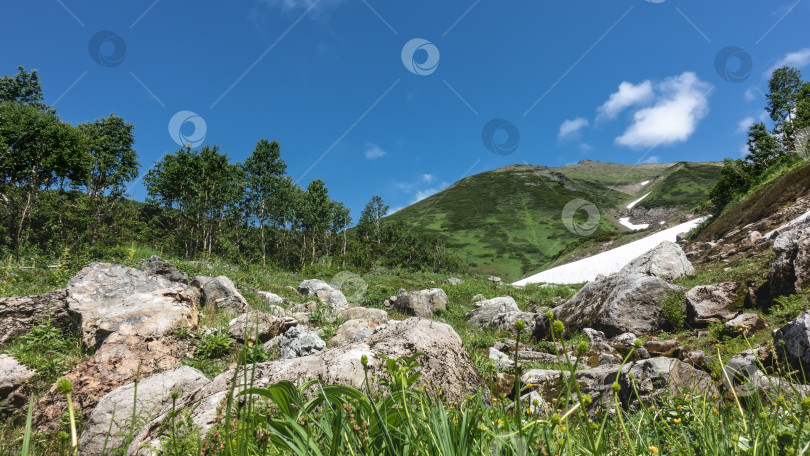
[386,160,722,281]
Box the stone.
[265,305,287,318]
[472,294,485,301]
[139,256,188,284]
[297,279,349,315]
[78,366,209,455]
[619,241,694,281]
[66,263,199,348]
[491,372,515,398]
[466,297,520,327]
[445,277,463,286]
[328,319,384,346]
[0,290,70,345]
[488,311,537,333]
[772,311,810,374]
[254,290,286,305]
[489,347,514,370]
[193,275,250,314]
[129,318,486,454]
[337,307,389,323]
[227,311,296,343]
[0,354,35,409]
[392,288,448,318]
[643,340,680,358]
[724,313,766,336]
[610,332,638,347]
[278,326,326,359]
[615,357,716,409]
[488,276,502,283]
[685,282,741,326]
[740,231,763,249]
[771,219,810,296]
[538,273,683,338]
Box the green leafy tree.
[357,195,389,243]
[767,66,804,147]
[298,179,332,265]
[0,66,48,110]
[330,201,351,259]
[242,139,287,265]
[745,122,782,170]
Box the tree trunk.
[15,188,33,258]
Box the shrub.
[194,329,234,360]
[661,289,687,330]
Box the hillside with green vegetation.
[386,161,723,281]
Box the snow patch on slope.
[764,209,810,239]
[619,217,649,230]
[626,192,651,210]
[513,217,708,285]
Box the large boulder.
[615,357,716,409]
[193,276,250,314]
[772,310,810,374]
[297,279,349,315]
[685,282,741,326]
[620,241,694,281]
[392,288,448,318]
[328,319,386,346]
[489,311,537,333]
[0,289,70,345]
[139,255,188,284]
[227,311,296,343]
[78,366,209,455]
[337,307,389,323]
[129,318,486,455]
[0,354,35,409]
[278,325,327,359]
[771,218,810,296]
[538,273,683,338]
[66,263,199,348]
[466,297,520,327]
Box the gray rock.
[0,354,35,409]
[472,294,486,302]
[129,318,486,455]
[610,332,638,347]
[724,313,766,336]
[489,311,537,333]
[78,366,209,455]
[393,288,448,318]
[328,319,385,346]
[488,276,502,283]
[489,347,514,370]
[0,289,70,345]
[265,304,287,317]
[617,357,716,409]
[67,263,199,348]
[620,241,694,281]
[505,391,549,416]
[771,218,810,296]
[254,290,285,305]
[772,311,810,374]
[685,282,740,326]
[192,275,250,314]
[466,297,520,327]
[337,307,389,323]
[228,311,296,343]
[278,325,326,359]
[139,256,188,284]
[538,273,683,338]
[445,277,463,286]
[297,279,349,316]
[740,231,763,249]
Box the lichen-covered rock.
[297,279,349,316]
[772,311,810,374]
[228,311,296,343]
[328,319,385,346]
[278,326,326,359]
[685,282,741,326]
[466,297,519,327]
[0,290,70,345]
[0,354,35,409]
[337,307,389,323]
[724,313,766,336]
[139,256,188,284]
[393,288,448,318]
[192,275,250,314]
[771,218,810,296]
[620,241,694,281]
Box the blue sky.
[2,1,809,218]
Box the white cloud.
[596,81,654,121]
[412,182,449,203]
[744,86,759,101]
[740,143,750,157]
[558,117,589,140]
[737,116,755,133]
[422,174,435,183]
[615,72,712,149]
[765,48,810,77]
[259,0,343,11]
[364,143,386,160]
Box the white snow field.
[618,217,650,231]
[513,217,708,286]
[626,192,650,210]
[764,209,810,239]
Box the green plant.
[661,289,687,330]
[771,293,809,321]
[194,329,234,360]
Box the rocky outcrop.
[620,241,694,281]
[193,276,249,314]
[139,256,188,284]
[770,218,810,296]
[538,273,683,338]
[297,279,349,316]
[278,326,326,359]
[78,366,209,455]
[466,297,519,327]
[328,319,386,346]
[392,288,448,318]
[66,263,199,349]
[227,311,296,343]
[685,282,741,326]
[724,313,766,336]
[129,318,486,454]
[0,354,35,409]
[772,311,810,374]
[0,290,70,345]
[337,307,389,323]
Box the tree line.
[709,65,810,211]
[0,66,462,272]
